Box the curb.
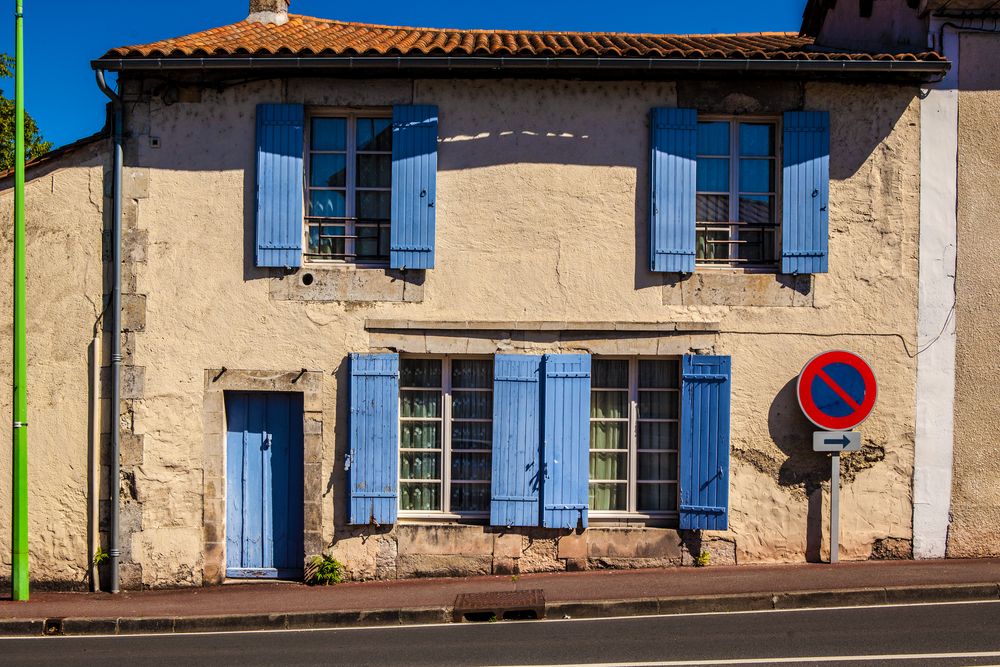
[2,582,997,638]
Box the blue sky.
[1,1,804,147]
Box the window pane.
[311,117,346,151]
[638,391,678,420]
[697,158,730,192]
[357,117,393,152]
[379,229,391,258]
[309,225,345,257]
[740,229,778,264]
[452,422,492,449]
[638,483,678,512]
[739,195,776,225]
[309,154,346,188]
[697,121,730,156]
[590,421,627,450]
[452,360,493,388]
[357,191,391,221]
[452,390,492,420]
[638,452,678,482]
[400,390,441,418]
[639,360,680,389]
[451,484,490,513]
[591,391,627,419]
[400,452,441,480]
[739,159,775,193]
[639,422,678,450]
[592,360,628,388]
[357,154,392,188]
[400,482,441,511]
[697,194,729,223]
[697,228,730,261]
[739,123,775,157]
[451,453,491,481]
[400,421,440,449]
[308,190,345,218]
[400,359,441,388]
[589,483,627,511]
[590,451,627,481]
[355,226,380,260]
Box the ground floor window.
[399,357,493,516]
[589,358,681,517]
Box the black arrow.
[823,435,851,447]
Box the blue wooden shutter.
[390,105,438,270]
[782,111,830,274]
[542,354,591,530]
[348,353,399,525]
[255,104,305,268]
[680,355,732,531]
[650,108,697,273]
[491,355,543,527]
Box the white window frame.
[589,357,681,523]
[304,108,393,267]
[696,115,782,272]
[398,355,493,521]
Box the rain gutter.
[90,55,950,78]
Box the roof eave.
[90,55,950,79]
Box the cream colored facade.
[0,73,933,589]
[949,31,1000,558]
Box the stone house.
[0,0,995,590]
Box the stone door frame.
[202,368,324,584]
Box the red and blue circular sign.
[797,350,878,431]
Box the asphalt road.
[1,600,999,667]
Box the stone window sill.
[270,266,424,303]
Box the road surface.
[1,599,998,666]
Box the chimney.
[247,0,290,25]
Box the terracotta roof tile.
[100,15,946,62]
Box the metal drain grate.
[453,589,546,623]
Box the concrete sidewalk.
[1,559,998,637]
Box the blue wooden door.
[225,392,304,579]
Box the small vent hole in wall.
[149,137,161,149]
[301,273,315,286]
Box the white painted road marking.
[494,651,1000,667]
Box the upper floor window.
[696,118,779,269]
[306,112,392,264]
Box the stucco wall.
[814,0,927,53]
[0,140,108,588]
[1,75,923,587]
[949,32,1000,558]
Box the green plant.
[694,550,711,568]
[92,547,109,568]
[488,614,498,623]
[305,554,345,586]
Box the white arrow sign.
[813,431,862,453]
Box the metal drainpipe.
[95,69,123,594]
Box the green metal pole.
[12,0,29,602]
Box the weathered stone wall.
[949,32,1000,558]
[0,139,109,588]
[0,75,923,587]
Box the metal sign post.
[798,351,878,565]
[813,430,861,563]
[830,453,840,564]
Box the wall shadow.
[768,376,830,563]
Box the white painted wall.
[913,21,959,559]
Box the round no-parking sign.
[797,350,878,431]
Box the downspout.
[95,69,123,594]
